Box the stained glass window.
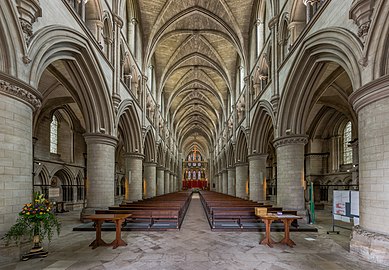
[343,121,352,164]
[50,115,58,154]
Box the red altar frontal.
[182,179,208,190]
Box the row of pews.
[94,191,192,231]
[199,191,299,231]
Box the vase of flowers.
[3,192,61,260]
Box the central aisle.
[3,193,387,270]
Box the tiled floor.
[0,194,386,270]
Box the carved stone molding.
[83,133,118,147]
[349,0,375,43]
[16,0,42,46]
[273,135,308,148]
[349,75,389,113]
[248,153,267,161]
[123,152,145,160]
[0,79,41,110]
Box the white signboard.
[350,191,359,216]
[333,190,349,215]
[49,187,60,198]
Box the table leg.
[111,219,127,249]
[89,220,110,249]
[260,219,275,247]
[279,219,296,247]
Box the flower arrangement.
[3,192,61,245]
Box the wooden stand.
[85,214,131,249]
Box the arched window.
[50,115,58,154]
[343,121,352,164]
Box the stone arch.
[364,0,389,78]
[0,1,24,75]
[51,167,75,202]
[143,127,156,163]
[85,0,103,40]
[289,0,306,44]
[156,143,164,166]
[116,99,142,153]
[236,129,248,163]
[250,100,275,154]
[34,165,50,186]
[227,142,235,167]
[102,11,113,61]
[28,26,115,135]
[277,28,363,137]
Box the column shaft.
[273,136,307,211]
[156,167,165,195]
[164,169,170,193]
[235,163,248,199]
[227,167,236,196]
[84,134,118,208]
[248,154,267,202]
[144,162,157,198]
[169,173,174,193]
[222,170,228,194]
[0,94,33,233]
[349,81,389,266]
[125,153,144,201]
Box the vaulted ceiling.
[138,0,256,157]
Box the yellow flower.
[40,212,43,215]
[26,212,30,215]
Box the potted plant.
[2,192,61,260]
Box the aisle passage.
[1,194,387,270]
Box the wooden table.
[85,214,131,249]
[257,214,302,247]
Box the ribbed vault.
[138,0,255,156]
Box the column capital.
[143,162,157,167]
[157,165,165,171]
[113,14,123,28]
[123,152,144,160]
[84,133,118,147]
[349,75,389,113]
[235,162,248,167]
[248,153,268,161]
[227,167,236,171]
[268,15,279,29]
[0,76,41,110]
[273,135,308,148]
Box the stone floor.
[0,194,387,270]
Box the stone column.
[227,167,236,196]
[84,134,118,208]
[273,135,308,211]
[164,169,170,193]
[124,153,144,202]
[349,77,389,266]
[235,163,248,199]
[112,14,123,107]
[217,173,222,192]
[0,78,40,233]
[248,153,268,202]
[169,172,174,193]
[156,166,165,195]
[222,170,228,194]
[144,162,156,198]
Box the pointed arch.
[277,27,363,137]
[250,100,275,154]
[28,26,115,135]
[143,127,156,162]
[0,1,25,75]
[116,99,142,153]
[236,129,248,163]
[227,142,235,167]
